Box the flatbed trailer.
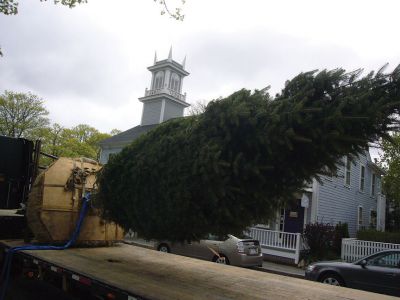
[0,240,397,300]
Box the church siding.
[142,101,162,126]
[99,147,123,164]
[99,50,189,164]
[163,99,185,121]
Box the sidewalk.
[124,237,155,250]
[255,261,305,278]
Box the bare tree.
[187,99,209,116]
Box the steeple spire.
[182,55,186,69]
[154,51,157,64]
[168,46,172,62]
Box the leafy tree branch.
[0,90,49,138]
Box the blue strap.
[0,193,91,300]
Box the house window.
[370,210,377,228]
[345,156,351,186]
[358,206,363,229]
[359,165,365,192]
[371,173,376,196]
[154,71,164,89]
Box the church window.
[154,71,164,89]
[169,73,180,92]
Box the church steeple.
[139,49,190,126]
[182,55,186,69]
[168,46,172,61]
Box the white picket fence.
[248,228,303,264]
[341,238,400,262]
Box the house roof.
[367,161,386,175]
[99,124,158,147]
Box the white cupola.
[139,47,190,126]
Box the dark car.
[305,250,400,296]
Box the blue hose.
[0,194,91,300]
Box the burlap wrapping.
[26,157,124,246]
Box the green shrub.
[304,222,335,259]
[357,229,400,244]
[303,222,349,261]
[332,222,350,255]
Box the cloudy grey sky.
[1,0,399,133]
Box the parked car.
[155,234,263,267]
[305,250,400,296]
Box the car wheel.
[157,244,170,253]
[213,254,230,265]
[319,273,345,287]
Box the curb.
[252,266,305,279]
[123,240,155,250]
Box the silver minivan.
[155,234,263,267]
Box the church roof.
[99,124,158,147]
[148,59,189,76]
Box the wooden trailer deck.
[1,240,396,300]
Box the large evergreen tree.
[97,66,400,241]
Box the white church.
[99,49,190,164]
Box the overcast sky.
[1,0,399,134]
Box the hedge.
[357,229,400,244]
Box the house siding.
[316,154,381,237]
[163,99,184,121]
[142,101,162,125]
[306,194,313,224]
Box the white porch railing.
[248,228,304,264]
[341,238,400,262]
